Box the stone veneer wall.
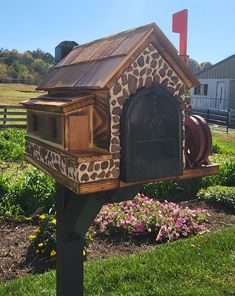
[109,43,187,179]
[26,43,187,184]
[26,141,115,183]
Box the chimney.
[55,41,78,64]
[172,9,189,66]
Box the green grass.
[0,83,45,105]
[1,227,234,296]
[212,130,235,155]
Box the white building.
[191,54,235,112]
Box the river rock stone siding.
[26,141,115,183]
[109,43,187,178]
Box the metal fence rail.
[0,105,26,129]
[189,107,232,133]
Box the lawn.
[0,83,45,105]
[0,226,234,296]
[212,130,235,155]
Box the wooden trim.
[27,109,62,116]
[23,95,95,113]
[25,155,80,194]
[26,134,64,151]
[26,136,112,163]
[63,97,94,114]
[120,165,219,188]
[89,105,93,148]
[79,179,120,195]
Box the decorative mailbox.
[23,23,218,195]
[23,22,219,296]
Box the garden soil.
[0,201,234,283]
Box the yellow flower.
[51,219,56,225]
[34,227,41,233]
[36,250,40,254]
[50,250,56,257]
[39,214,46,220]
[28,235,36,240]
[41,249,45,254]
[83,249,86,257]
[38,243,44,247]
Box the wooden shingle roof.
[37,23,198,91]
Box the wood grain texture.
[68,114,89,151]
[79,178,119,194]
[120,165,219,188]
[93,95,111,150]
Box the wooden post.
[56,183,140,296]
[3,106,7,128]
[206,108,210,123]
[226,109,229,134]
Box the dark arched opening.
[120,86,182,182]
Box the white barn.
[191,54,235,112]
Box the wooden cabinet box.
[23,23,218,194]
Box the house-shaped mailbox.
[23,23,218,195]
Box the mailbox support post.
[56,183,141,296]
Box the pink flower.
[135,221,145,233]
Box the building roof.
[38,23,198,91]
[197,54,235,79]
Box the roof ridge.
[73,23,156,49]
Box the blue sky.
[1,0,234,64]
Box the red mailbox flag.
[172,9,188,56]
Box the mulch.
[0,200,234,283]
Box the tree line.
[0,48,212,85]
[0,48,54,85]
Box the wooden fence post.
[3,106,7,128]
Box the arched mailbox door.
[120,86,182,182]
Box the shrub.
[0,165,56,217]
[94,194,209,242]
[212,141,223,154]
[201,158,235,188]
[219,159,235,186]
[197,185,235,210]
[142,178,202,201]
[0,128,26,161]
[29,212,93,259]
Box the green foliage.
[29,212,57,258]
[1,227,235,296]
[212,141,224,154]
[0,165,56,217]
[197,185,235,210]
[142,178,202,201]
[201,158,235,188]
[0,48,54,84]
[0,128,25,161]
[219,159,235,186]
[29,213,92,259]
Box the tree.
[199,62,212,72]
[189,58,200,74]
[0,62,9,78]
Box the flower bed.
[94,194,209,242]
[29,195,209,258]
